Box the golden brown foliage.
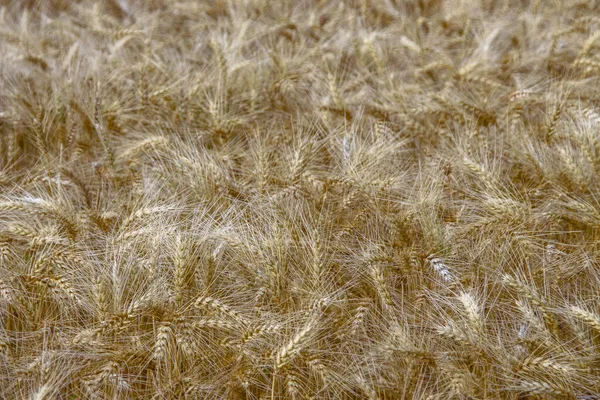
[1,0,600,398]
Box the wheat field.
[1,0,600,398]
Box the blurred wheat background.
[1,0,600,398]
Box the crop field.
[1,0,600,398]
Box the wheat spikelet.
[195,296,248,326]
[176,319,197,356]
[240,321,281,346]
[569,306,600,333]
[153,322,173,360]
[436,323,470,346]
[517,379,572,397]
[457,292,483,335]
[210,38,228,93]
[462,156,495,189]
[520,356,576,375]
[348,303,368,338]
[194,318,238,331]
[172,235,191,305]
[121,206,174,229]
[275,316,318,370]
[503,275,560,338]
[577,31,600,59]
[369,260,394,310]
[285,369,301,399]
[116,136,169,161]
